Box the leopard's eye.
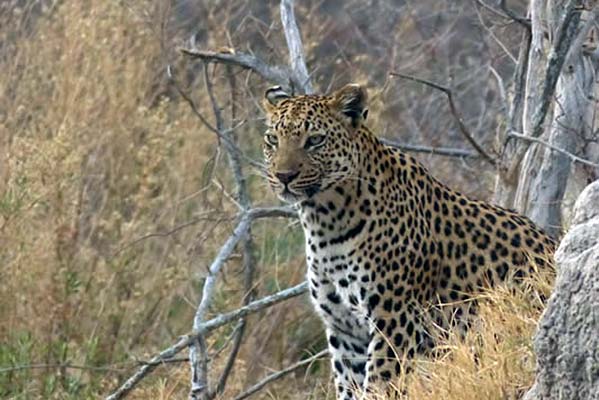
[305,134,326,149]
[264,134,278,147]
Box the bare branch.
[166,65,264,171]
[192,215,251,321]
[390,72,497,166]
[247,206,298,220]
[180,48,293,91]
[509,131,599,168]
[379,138,479,158]
[280,0,313,94]
[207,67,256,399]
[475,0,531,30]
[213,319,245,396]
[180,0,313,95]
[233,349,329,400]
[112,214,227,257]
[106,282,309,400]
[499,0,532,30]
[189,211,251,398]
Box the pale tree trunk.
[523,10,599,238]
[493,0,596,238]
[493,28,531,207]
[494,0,578,210]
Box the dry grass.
[0,1,547,399]
[120,272,552,400]
[400,273,551,400]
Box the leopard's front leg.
[308,274,370,399]
[326,326,369,400]
[363,303,434,398]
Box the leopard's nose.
[275,170,300,185]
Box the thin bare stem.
[390,72,497,166]
[509,131,599,168]
[379,139,479,158]
[233,349,329,400]
[166,65,264,171]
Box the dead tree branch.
[247,206,298,220]
[166,65,265,172]
[183,4,312,394]
[474,0,531,30]
[379,138,479,158]
[280,0,313,94]
[390,72,498,166]
[200,64,257,400]
[180,0,312,95]
[232,349,329,400]
[499,0,532,30]
[179,48,293,91]
[509,131,599,168]
[189,214,252,397]
[105,282,309,400]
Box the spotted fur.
[262,84,556,399]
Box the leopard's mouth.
[277,184,321,203]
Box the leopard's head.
[262,84,368,203]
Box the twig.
[508,131,599,168]
[213,318,245,396]
[232,349,329,400]
[137,357,189,366]
[106,282,308,400]
[390,72,497,166]
[166,65,264,171]
[474,0,531,30]
[112,214,227,257]
[498,0,532,30]
[379,138,479,158]
[474,4,518,64]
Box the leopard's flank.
[262,84,555,399]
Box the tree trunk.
[519,10,599,238]
[493,0,598,239]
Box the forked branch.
[106,282,308,400]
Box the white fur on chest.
[305,234,371,324]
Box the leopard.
[261,83,556,399]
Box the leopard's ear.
[263,86,290,114]
[330,83,368,130]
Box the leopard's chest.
[303,224,373,329]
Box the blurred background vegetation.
[0,0,551,399]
